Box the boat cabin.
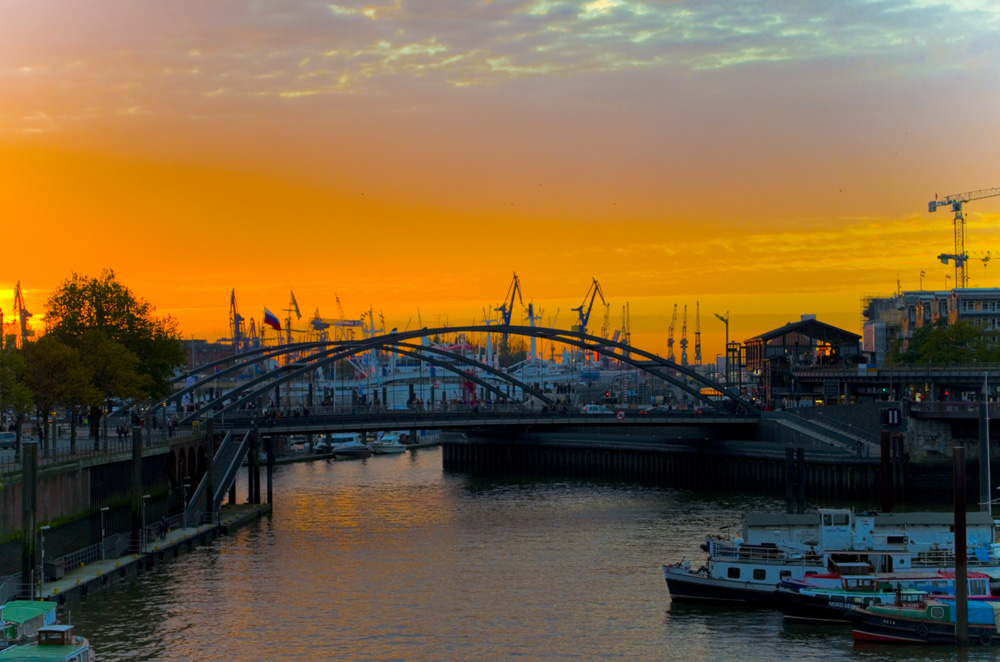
[37,625,77,647]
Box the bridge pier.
[130,426,143,554]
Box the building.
[743,315,862,406]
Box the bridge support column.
[206,419,215,524]
[251,419,261,505]
[20,442,38,599]
[266,435,274,505]
[131,426,143,553]
[980,396,991,515]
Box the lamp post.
[141,495,150,554]
[182,481,190,530]
[39,525,51,598]
[99,507,109,562]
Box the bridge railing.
[0,428,203,477]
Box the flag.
[263,308,281,331]
[290,290,301,320]
[920,270,926,277]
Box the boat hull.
[663,565,778,604]
[851,613,999,646]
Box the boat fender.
[916,623,929,638]
[980,632,992,646]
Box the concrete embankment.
[34,503,271,607]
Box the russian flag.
[263,307,281,331]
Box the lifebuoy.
[916,623,929,638]
[980,632,992,646]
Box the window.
[727,567,741,579]
[833,514,850,526]
[930,606,945,619]
[753,569,766,581]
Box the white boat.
[662,508,1000,604]
[331,433,372,459]
[370,432,407,455]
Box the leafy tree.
[21,336,100,451]
[890,319,1000,364]
[0,347,33,456]
[44,270,184,437]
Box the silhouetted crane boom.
[571,277,606,334]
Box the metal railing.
[0,427,202,476]
[0,574,20,604]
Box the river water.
[71,449,991,661]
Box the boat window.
[753,569,766,581]
[823,514,832,526]
[930,606,945,619]
[833,514,850,526]
[727,567,741,579]
[780,571,791,580]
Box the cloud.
[2,0,999,133]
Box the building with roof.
[743,315,862,405]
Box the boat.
[0,601,57,649]
[850,593,1000,645]
[663,508,1000,604]
[777,564,994,624]
[332,433,372,459]
[370,432,407,455]
[0,624,94,661]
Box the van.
[0,431,16,450]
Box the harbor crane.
[494,272,523,344]
[572,278,606,335]
[930,187,1000,288]
[694,301,702,364]
[680,305,689,366]
[667,304,677,363]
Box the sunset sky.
[2,0,999,361]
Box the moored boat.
[332,433,373,459]
[0,601,57,649]
[663,508,1000,604]
[0,624,94,661]
[370,432,407,455]
[778,566,993,624]
[850,594,1000,645]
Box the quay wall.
[441,437,886,504]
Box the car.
[580,404,613,414]
[0,432,17,450]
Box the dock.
[35,503,271,606]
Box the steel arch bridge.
[166,325,757,425]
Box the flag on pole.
[263,308,281,331]
[290,290,301,320]
[920,270,926,277]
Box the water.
[70,450,993,661]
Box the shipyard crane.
[494,272,523,344]
[680,305,689,366]
[929,187,1000,288]
[667,304,677,363]
[572,278,606,335]
[600,303,611,340]
[694,301,702,364]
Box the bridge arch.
[171,325,753,425]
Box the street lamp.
[39,525,51,598]
[99,507,109,562]
[182,481,190,530]
[141,495,150,554]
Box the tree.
[21,336,100,451]
[890,319,1000,364]
[0,347,33,457]
[44,270,184,437]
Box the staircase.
[185,430,252,525]
[765,410,878,457]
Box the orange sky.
[2,1,1000,361]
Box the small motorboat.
[332,434,372,459]
[0,624,94,661]
[370,433,407,455]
